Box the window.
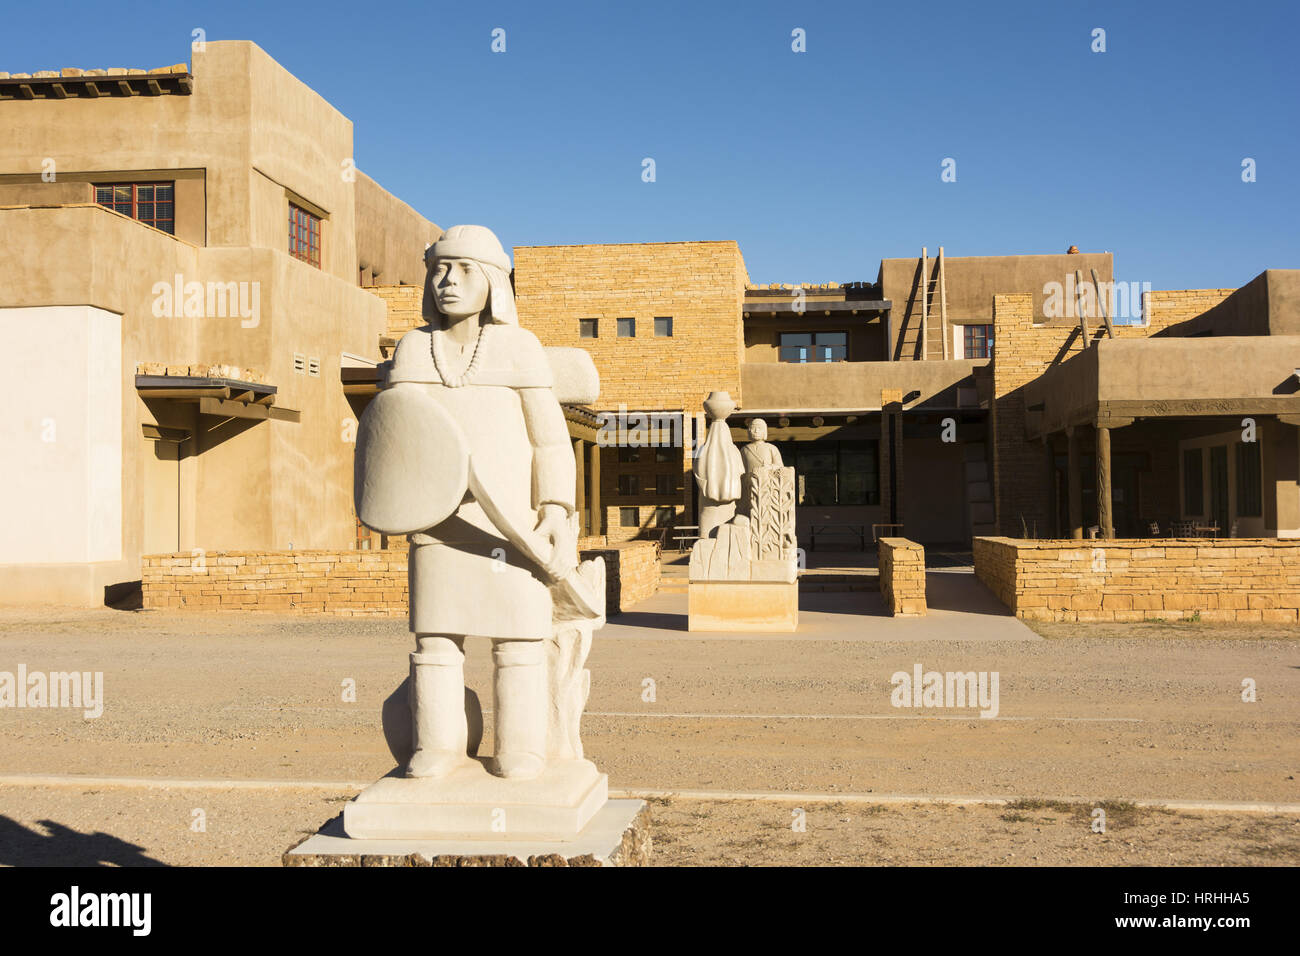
[962,324,994,359]
[1183,448,1204,515]
[93,182,174,234]
[617,474,639,496]
[779,331,847,363]
[617,447,640,463]
[772,440,879,505]
[654,316,673,337]
[1236,440,1262,517]
[654,448,673,463]
[617,317,636,338]
[619,507,639,528]
[655,474,674,496]
[579,318,598,338]
[655,506,675,526]
[289,202,321,268]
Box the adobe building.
[4,40,1297,611]
[506,242,1300,550]
[0,41,439,605]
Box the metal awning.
[135,375,299,423]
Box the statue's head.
[424,225,517,326]
[748,419,768,442]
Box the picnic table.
[810,524,867,551]
[671,525,701,552]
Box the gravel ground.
[0,606,1296,866]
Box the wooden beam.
[939,246,950,360]
[1096,424,1114,539]
[84,80,100,97]
[1067,427,1083,540]
[1091,268,1115,339]
[138,386,231,400]
[145,79,163,95]
[920,247,928,361]
[49,82,67,99]
[573,438,586,537]
[116,79,134,96]
[1075,270,1091,348]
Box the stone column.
[1067,426,1083,540]
[573,438,586,537]
[1096,423,1114,539]
[589,440,602,539]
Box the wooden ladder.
[920,246,949,360]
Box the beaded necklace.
[430,320,490,388]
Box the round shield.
[354,386,470,535]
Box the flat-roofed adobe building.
[512,241,1299,549]
[0,41,440,605]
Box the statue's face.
[749,420,767,441]
[431,258,489,319]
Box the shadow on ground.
[0,815,166,867]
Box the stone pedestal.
[285,799,649,867]
[688,580,798,632]
[343,757,607,841]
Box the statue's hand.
[534,503,577,583]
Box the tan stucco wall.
[355,171,441,287]
[0,203,385,604]
[879,253,1114,361]
[740,358,984,412]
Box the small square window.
[617,317,635,337]
[655,506,675,527]
[654,448,673,463]
[617,447,640,463]
[289,202,322,269]
[654,316,673,337]
[619,506,640,528]
[655,474,674,496]
[617,475,639,496]
[579,318,598,339]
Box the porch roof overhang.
[1023,336,1300,439]
[135,374,299,423]
[743,299,891,317]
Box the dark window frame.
[619,506,639,528]
[778,330,848,363]
[93,181,175,234]
[617,474,639,496]
[771,439,880,506]
[579,318,599,339]
[654,316,673,337]
[289,202,322,268]
[617,317,636,338]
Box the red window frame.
[289,202,321,268]
[963,323,994,359]
[93,182,175,234]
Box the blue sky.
[4,0,1297,290]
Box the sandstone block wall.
[879,537,926,616]
[513,241,749,412]
[142,541,660,616]
[973,535,1300,623]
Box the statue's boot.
[490,639,546,780]
[406,639,470,778]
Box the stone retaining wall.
[974,536,1300,622]
[878,538,926,616]
[142,541,659,617]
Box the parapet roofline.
[0,65,191,100]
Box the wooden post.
[1091,267,1115,339]
[589,440,602,539]
[1045,438,1057,538]
[920,247,929,361]
[1075,269,1091,348]
[1067,426,1083,540]
[1096,423,1114,539]
[573,437,586,537]
[939,246,950,360]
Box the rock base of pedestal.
[284,799,650,867]
[688,580,799,632]
[341,757,607,840]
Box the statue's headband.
[424,225,512,274]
